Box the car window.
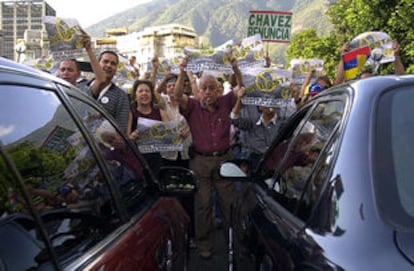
[298,137,340,223]
[0,85,121,268]
[263,100,344,218]
[389,89,414,217]
[376,86,414,228]
[66,93,147,215]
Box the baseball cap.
[308,82,324,96]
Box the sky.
[46,0,152,28]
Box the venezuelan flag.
[343,46,371,80]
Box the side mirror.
[219,162,247,178]
[158,166,197,195]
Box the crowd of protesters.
[55,29,406,260]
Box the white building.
[97,23,199,68]
[0,0,55,61]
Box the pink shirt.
[180,91,237,153]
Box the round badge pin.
[101,97,109,104]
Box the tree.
[287,29,339,79]
[326,0,414,74]
[287,0,414,77]
[7,141,67,181]
[387,0,414,73]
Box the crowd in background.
[55,30,406,260]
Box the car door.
[253,94,347,270]
[0,75,187,271]
[61,85,190,271]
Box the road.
[188,227,255,271]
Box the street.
[188,227,254,271]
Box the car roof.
[0,56,45,76]
[0,56,67,85]
[325,74,414,98]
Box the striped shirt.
[85,82,130,133]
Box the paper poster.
[43,16,83,52]
[349,31,395,64]
[241,66,293,107]
[233,34,266,70]
[113,54,137,94]
[136,118,185,153]
[23,56,59,73]
[184,40,234,74]
[289,59,324,85]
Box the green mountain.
[86,0,334,63]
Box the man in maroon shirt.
[175,58,241,259]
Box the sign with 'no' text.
[248,10,292,43]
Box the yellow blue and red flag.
[343,46,371,80]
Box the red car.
[0,57,196,270]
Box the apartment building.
[0,0,56,61]
[0,0,199,67]
[100,24,199,68]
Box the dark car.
[221,75,414,270]
[0,57,196,271]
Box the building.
[97,24,199,68]
[94,27,126,52]
[0,0,200,67]
[137,24,199,66]
[0,0,55,61]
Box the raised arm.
[187,69,199,98]
[230,86,254,130]
[392,40,405,75]
[231,85,245,117]
[230,55,243,89]
[80,29,106,97]
[150,56,159,87]
[174,57,189,109]
[156,72,176,95]
[333,42,349,85]
[299,69,315,104]
[149,55,162,104]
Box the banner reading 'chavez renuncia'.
[248,10,292,43]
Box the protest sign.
[24,56,59,74]
[241,66,292,107]
[289,59,325,85]
[114,54,138,94]
[136,118,184,153]
[349,31,395,64]
[184,40,234,74]
[247,10,292,43]
[146,58,175,74]
[233,34,266,70]
[180,36,266,75]
[24,46,137,95]
[147,57,182,84]
[43,16,83,52]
